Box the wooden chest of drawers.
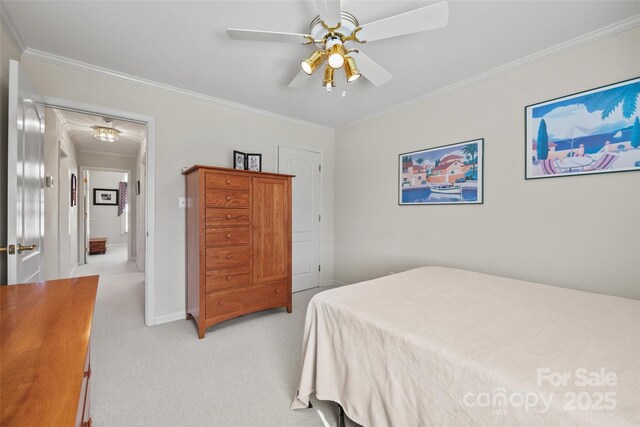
[184,165,293,338]
[0,276,99,426]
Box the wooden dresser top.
[182,164,294,178]
[0,275,99,426]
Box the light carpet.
[75,244,357,426]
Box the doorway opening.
[42,105,150,324]
[83,168,131,265]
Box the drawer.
[205,173,250,191]
[205,226,249,247]
[75,347,91,427]
[205,282,288,319]
[205,189,249,208]
[205,266,250,292]
[205,246,250,269]
[205,208,250,226]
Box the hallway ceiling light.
[94,127,120,142]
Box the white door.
[6,60,45,284]
[278,146,321,292]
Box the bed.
[291,267,640,426]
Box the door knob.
[17,243,37,254]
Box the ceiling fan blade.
[351,50,392,87]
[227,28,309,44]
[314,0,342,27]
[288,70,311,89]
[358,1,449,43]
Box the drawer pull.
[226,196,232,201]
[226,214,232,219]
[275,288,280,293]
[219,301,224,306]
[226,234,231,239]
[226,275,231,281]
[226,179,231,184]
[226,254,232,259]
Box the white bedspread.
[291,267,640,427]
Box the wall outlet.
[178,197,186,208]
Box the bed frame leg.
[338,404,345,427]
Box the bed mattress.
[291,267,640,426]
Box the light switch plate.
[178,197,186,208]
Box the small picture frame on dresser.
[247,153,262,172]
[233,150,247,170]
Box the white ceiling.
[5,1,640,128]
[54,108,145,156]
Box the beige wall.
[0,20,21,283]
[334,26,640,300]
[21,56,335,318]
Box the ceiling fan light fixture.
[94,127,120,143]
[301,50,325,75]
[323,65,335,92]
[326,44,345,69]
[344,56,361,82]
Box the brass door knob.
[17,243,37,254]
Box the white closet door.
[278,146,322,292]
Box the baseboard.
[320,279,336,287]
[154,311,185,325]
[332,280,348,287]
[70,264,79,277]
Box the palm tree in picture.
[594,81,640,120]
[402,155,413,163]
[416,157,425,165]
[462,144,478,179]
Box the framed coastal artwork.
[399,139,484,205]
[525,76,640,179]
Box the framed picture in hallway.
[525,76,640,179]
[93,188,119,206]
[71,173,77,207]
[399,139,484,205]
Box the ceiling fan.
[227,0,449,91]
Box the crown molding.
[79,149,136,159]
[21,48,334,133]
[0,2,26,53]
[338,14,640,131]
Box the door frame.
[40,95,157,326]
[79,166,133,262]
[276,144,324,289]
[58,144,70,277]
